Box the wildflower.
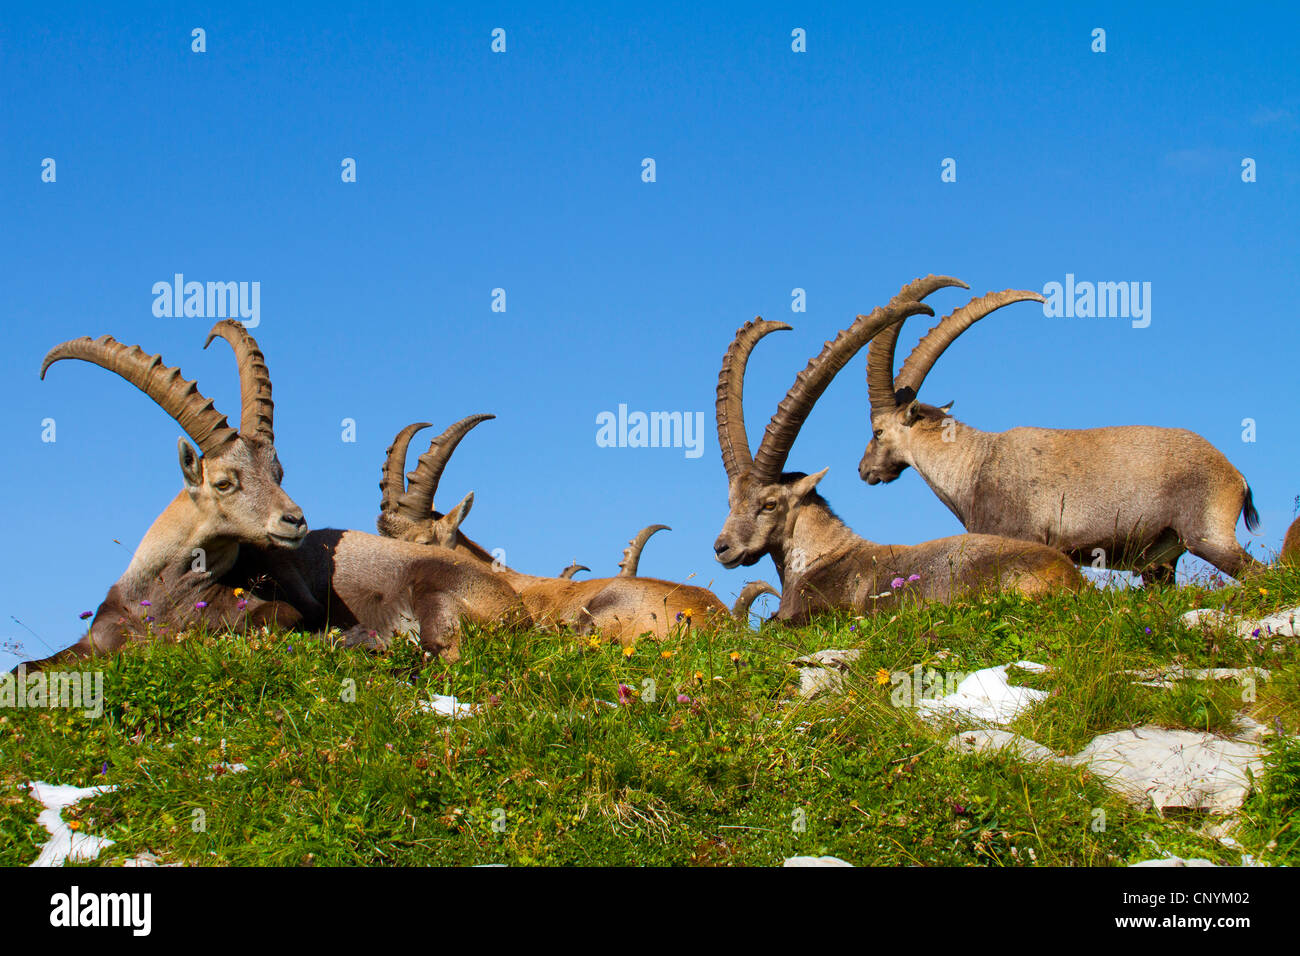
[875,667,891,686]
[693,670,704,684]
[676,694,690,704]
[195,601,208,610]
[675,612,683,622]
[622,644,635,658]
[1144,627,1151,634]
[849,624,856,632]
[67,820,81,832]
[908,574,921,582]
[139,600,151,607]
[1259,588,1269,597]
[79,611,93,620]
[145,616,154,624]
[891,577,905,589]
[237,600,248,610]
[660,649,673,659]
[100,761,108,776]
[617,684,634,705]
[233,588,245,597]
[729,651,740,663]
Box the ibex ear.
[177,438,203,490]
[790,467,829,501]
[902,400,923,426]
[445,491,474,534]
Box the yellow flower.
[233,588,245,597]
[1259,588,1269,596]
[875,667,891,686]
[729,651,740,663]
[660,649,674,659]
[67,820,81,831]
[622,645,635,657]
[693,670,704,683]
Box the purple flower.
[675,611,683,622]
[907,574,921,583]
[849,625,856,632]
[195,601,208,610]
[891,577,905,589]
[99,761,108,776]
[145,616,154,623]
[139,600,151,607]
[237,600,248,610]
[677,694,690,704]
[617,683,633,705]
[1144,627,1151,634]
[79,611,93,620]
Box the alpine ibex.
[1282,516,1300,565]
[712,298,1081,624]
[859,276,1262,584]
[30,323,525,668]
[378,419,778,640]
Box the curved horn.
[41,335,237,456]
[398,414,495,519]
[750,300,934,482]
[716,318,793,480]
[380,422,433,516]
[867,276,969,414]
[617,524,670,577]
[203,320,275,442]
[895,289,1046,397]
[732,580,779,620]
[560,564,590,580]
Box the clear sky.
[2,2,1297,668]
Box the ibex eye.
[761,501,776,512]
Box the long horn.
[203,320,276,442]
[895,289,1046,398]
[716,318,792,480]
[867,276,969,414]
[560,564,590,580]
[380,422,433,517]
[41,335,237,456]
[732,581,779,620]
[750,300,934,482]
[398,414,495,518]
[617,524,670,577]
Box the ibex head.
[860,278,1044,484]
[42,320,307,550]
[377,415,492,548]
[713,300,933,569]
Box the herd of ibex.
[21,272,1290,670]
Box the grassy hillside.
[3,565,1299,867]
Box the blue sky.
[2,2,1297,668]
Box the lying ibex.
[712,298,1082,624]
[859,276,1262,584]
[379,420,778,640]
[30,327,311,667]
[31,323,524,668]
[1282,516,1300,565]
[553,524,667,579]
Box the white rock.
[946,728,1059,763]
[28,781,118,867]
[915,662,1049,726]
[1130,855,1218,867]
[1065,725,1264,813]
[419,694,478,718]
[1180,606,1300,639]
[790,649,861,699]
[783,855,853,867]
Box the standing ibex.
[31,323,525,668]
[712,296,1081,624]
[859,276,1261,584]
[378,419,777,640]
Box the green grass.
[2,563,1298,867]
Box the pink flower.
[79,611,93,620]
[676,694,690,704]
[195,601,208,610]
[891,577,905,589]
[907,574,921,583]
[617,683,633,705]
[139,600,151,607]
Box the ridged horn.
[895,289,1047,397]
[867,276,969,414]
[398,414,495,519]
[41,335,238,456]
[380,422,433,517]
[716,319,793,480]
[617,524,670,577]
[203,320,275,442]
[560,564,590,580]
[732,581,779,620]
[750,300,934,482]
